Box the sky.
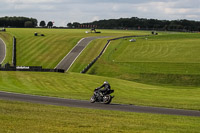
[0,0,200,26]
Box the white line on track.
[54,38,85,69]
[65,38,94,72]
[0,38,6,64]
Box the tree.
[80,17,200,31]
[47,21,53,28]
[24,21,33,28]
[67,22,72,28]
[0,16,37,27]
[40,21,46,27]
[30,18,38,27]
[72,22,80,28]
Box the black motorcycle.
[90,88,114,104]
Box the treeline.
[79,17,200,31]
[0,16,37,28]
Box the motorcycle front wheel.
[90,96,96,103]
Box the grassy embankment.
[71,32,200,86]
[0,71,200,110]
[1,100,200,133]
[6,28,144,68]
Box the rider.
[96,81,111,96]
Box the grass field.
[3,28,148,68]
[1,100,200,133]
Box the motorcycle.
[90,88,114,104]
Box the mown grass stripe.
[23,40,51,66]
[18,36,57,66]
[19,37,47,55]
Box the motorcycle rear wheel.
[103,95,112,104]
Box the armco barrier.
[12,36,16,67]
[81,35,150,73]
[0,64,64,73]
[0,68,64,73]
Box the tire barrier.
[81,35,150,74]
[12,36,16,67]
[0,64,64,73]
[0,28,6,32]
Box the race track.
[55,36,107,71]
[0,38,6,64]
[0,91,200,117]
[1,36,200,117]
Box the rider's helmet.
[103,81,109,84]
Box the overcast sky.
[0,0,200,26]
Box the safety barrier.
[0,64,64,73]
[12,36,16,67]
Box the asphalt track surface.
[0,91,200,117]
[55,36,107,71]
[0,38,6,64]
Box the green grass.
[8,28,85,68]
[1,100,200,133]
[108,33,200,63]
[77,33,200,85]
[5,28,148,68]
[0,71,200,110]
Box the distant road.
[0,91,200,117]
[55,36,107,71]
[0,38,6,64]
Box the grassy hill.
[70,32,200,86]
[1,28,200,131]
[3,28,147,68]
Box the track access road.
[0,38,6,64]
[0,91,200,117]
[55,36,107,71]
